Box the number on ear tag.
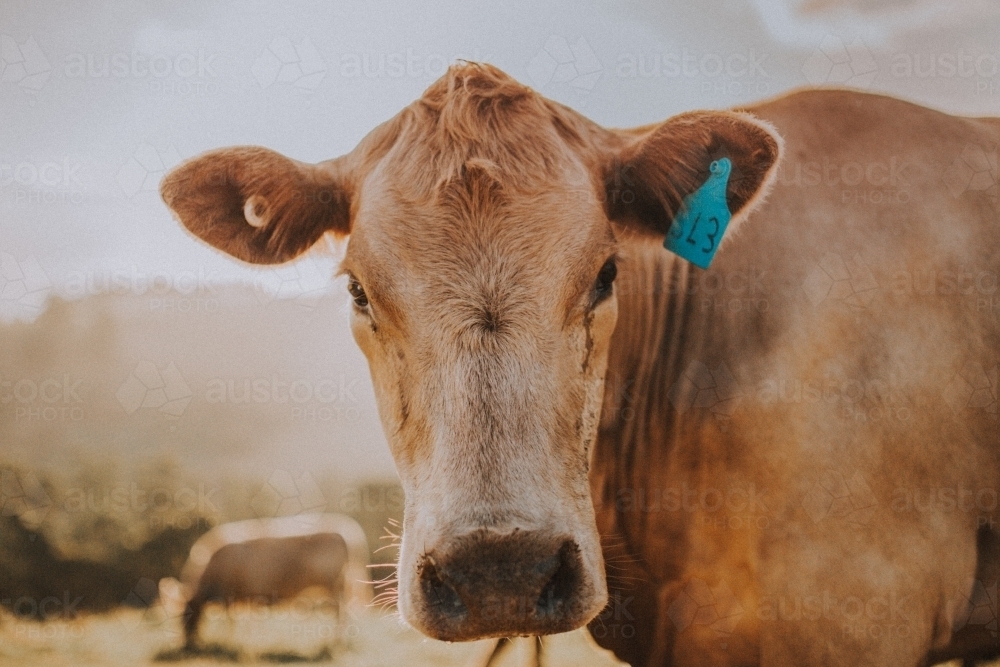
[663,157,732,270]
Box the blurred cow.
[158,513,370,648]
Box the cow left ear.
[604,110,782,246]
[161,147,352,266]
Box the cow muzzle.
[406,527,600,640]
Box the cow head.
[161,63,780,641]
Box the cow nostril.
[419,556,466,620]
[413,535,594,640]
[535,540,583,618]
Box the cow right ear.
[603,111,781,247]
[160,146,352,265]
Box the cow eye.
[347,277,369,308]
[594,258,617,303]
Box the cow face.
[161,63,780,641]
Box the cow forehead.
[342,64,617,323]
[357,162,605,250]
[347,180,613,317]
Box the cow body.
[167,514,369,648]
[590,91,1000,666]
[184,533,348,647]
[161,64,1000,666]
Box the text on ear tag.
[663,157,732,270]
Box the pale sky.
[2,0,999,322]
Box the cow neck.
[594,242,724,511]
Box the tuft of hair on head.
[398,62,571,206]
[420,62,534,111]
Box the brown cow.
[159,514,371,646]
[161,63,1000,666]
[182,533,348,649]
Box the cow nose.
[414,530,589,640]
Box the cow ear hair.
[603,111,782,244]
[161,147,352,265]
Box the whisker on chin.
[604,555,642,565]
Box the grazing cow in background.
[183,533,347,648]
[158,513,370,649]
[162,63,1000,666]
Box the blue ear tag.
[663,157,732,269]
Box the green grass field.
[0,604,626,667]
